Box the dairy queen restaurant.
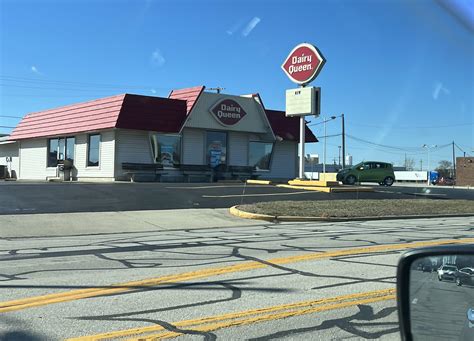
[0,86,318,182]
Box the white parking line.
[202,191,317,198]
[167,185,269,190]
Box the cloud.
[226,19,244,36]
[150,88,157,94]
[30,65,42,75]
[242,17,261,37]
[432,81,450,100]
[150,49,165,67]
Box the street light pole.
[323,118,327,175]
[338,145,341,167]
[423,144,437,185]
[341,113,345,169]
[321,116,337,178]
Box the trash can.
[0,165,6,179]
[57,160,73,181]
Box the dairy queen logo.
[210,99,247,126]
[281,43,326,85]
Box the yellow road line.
[67,288,396,340]
[1,238,472,314]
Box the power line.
[0,115,22,118]
[346,134,443,151]
[0,75,173,90]
[346,121,474,129]
[346,134,452,155]
[0,126,15,129]
[0,83,131,92]
[316,133,342,139]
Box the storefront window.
[249,142,274,171]
[66,137,75,163]
[48,139,59,167]
[58,138,65,161]
[150,134,181,167]
[87,134,100,167]
[47,137,75,167]
[206,131,227,168]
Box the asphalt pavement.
[0,181,472,215]
[0,213,473,340]
[410,270,474,340]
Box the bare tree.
[436,160,452,178]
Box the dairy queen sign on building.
[0,84,318,182]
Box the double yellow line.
[68,288,396,340]
[1,238,473,314]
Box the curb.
[229,205,474,222]
[229,206,276,222]
[246,179,273,185]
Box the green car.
[336,161,395,186]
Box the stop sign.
[281,43,326,85]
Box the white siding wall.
[74,130,115,180]
[114,129,153,178]
[18,139,56,180]
[263,141,297,180]
[228,132,248,166]
[0,142,19,178]
[182,128,204,165]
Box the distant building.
[456,157,474,186]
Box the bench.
[180,164,213,183]
[229,166,259,181]
[121,163,166,182]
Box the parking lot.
[0,181,472,215]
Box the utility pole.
[341,113,346,169]
[404,153,407,170]
[452,141,456,179]
[420,159,423,171]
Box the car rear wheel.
[345,175,356,185]
[456,278,462,286]
[383,177,394,186]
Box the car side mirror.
[397,245,474,341]
[358,166,364,171]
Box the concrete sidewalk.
[393,182,473,190]
[0,208,262,238]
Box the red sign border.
[209,98,247,127]
[281,43,326,85]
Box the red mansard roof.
[10,94,187,140]
[264,109,318,143]
[168,86,205,115]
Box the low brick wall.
[457,157,474,186]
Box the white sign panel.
[285,86,320,117]
[394,171,428,181]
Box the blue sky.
[1,0,473,169]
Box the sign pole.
[299,115,305,179]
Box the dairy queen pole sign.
[281,42,326,179]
